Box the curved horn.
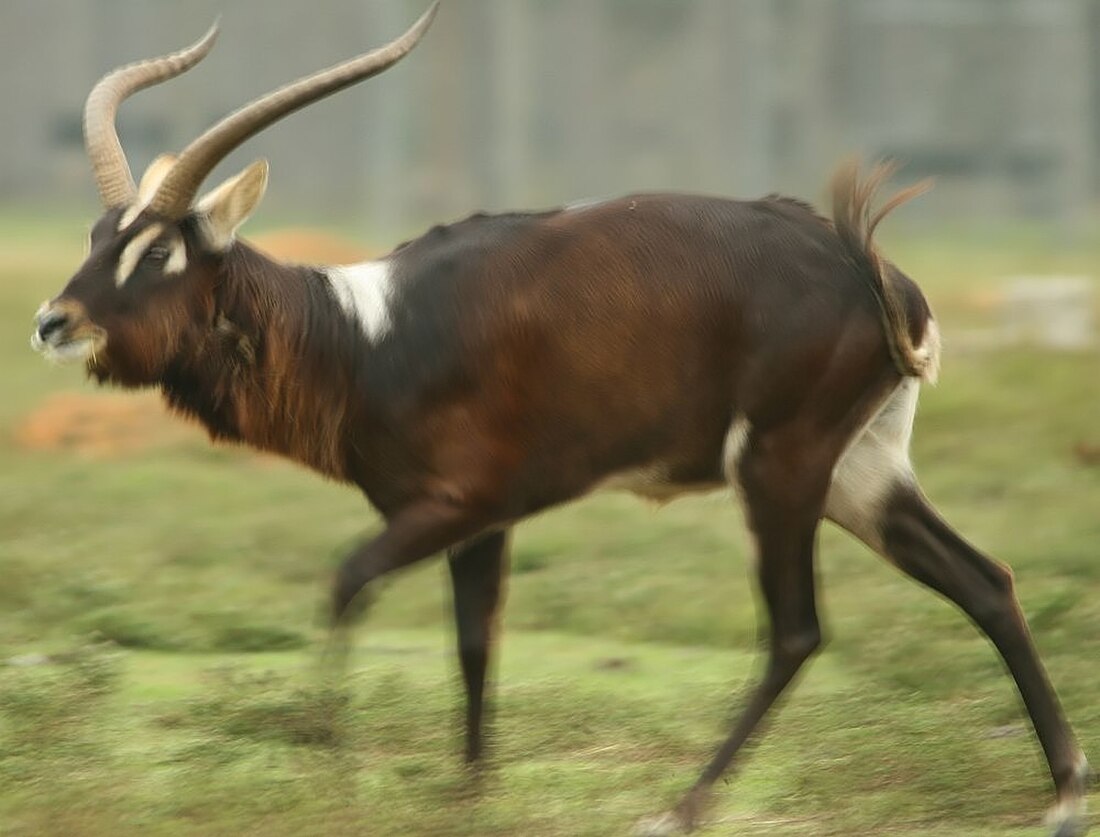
[150,1,439,219]
[83,24,219,208]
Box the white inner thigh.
[824,378,920,550]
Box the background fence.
[3,0,1098,236]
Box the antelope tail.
[829,158,939,382]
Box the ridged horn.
[149,1,439,219]
[83,24,219,208]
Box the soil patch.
[248,228,377,264]
[14,391,201,458]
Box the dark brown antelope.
[32,4,1090,834]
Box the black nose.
[37,310,69,342]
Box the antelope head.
[32,3,438,386]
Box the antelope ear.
[137,154,178,203]
[194,159,269,252]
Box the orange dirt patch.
[247,227,378,264]
[14,391,203,458]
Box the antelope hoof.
[632,811,691,837]
[331,572,373,627]
[1045,796,1089,837]
[634,789,710,836]
[1047,754,1094,837]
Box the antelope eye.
[144,245,170,264]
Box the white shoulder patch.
[325,260,395,341]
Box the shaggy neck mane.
[160,241,366,480]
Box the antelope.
[31,4,1090,834]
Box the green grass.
[0,219,1098,835]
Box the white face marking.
[117,155,179,232]
[115,223,164,287]
[824,378,921,550]
[165,234,187,275]
[118,203,144,231]
[325,260,395,341]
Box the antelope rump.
[30,4,1090,835]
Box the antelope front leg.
[331,500,492,625]
[448,529,510,764]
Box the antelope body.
[32,5,1090,834]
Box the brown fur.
[44,11,1084,831]
[159,242,358,480]
[36,164,1085,837]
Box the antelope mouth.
[31,297,108,367]
[32,332,105,365]
[31,327,107,367]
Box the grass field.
[1,214,1098,835]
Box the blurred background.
[1,2,1098,836]
[3,0,1100,233]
